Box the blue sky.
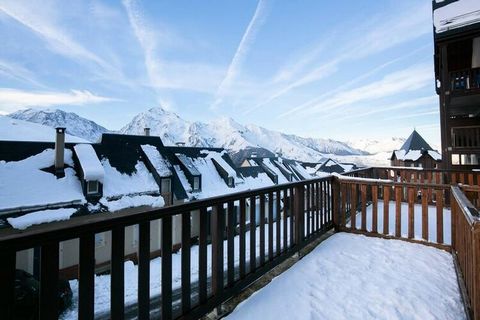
[0,0,440,144]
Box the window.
[95,233,105,247]
[452,154,460,165]
[87,181,99,194]
[161,178,171,193]
[193,176,200,191]
[228,177,234,187]
[133,225,138,247]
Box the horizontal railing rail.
[0,176,335,320]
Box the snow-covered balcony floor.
[226,233,465,320]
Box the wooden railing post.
[473,225,480,319]
[0,250,16,320]
[294,185,305,246]
[332,177,341,231]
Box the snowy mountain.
[346,137,406,155]
[8,108,108,142]
[119,107,367,162]
[0,116,87,142]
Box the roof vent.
[175,142,185,147]
[144,127,151,136]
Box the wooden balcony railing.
[0,177,334,320]
[451,186,480,319]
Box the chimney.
[276,151,283,158]
[55,127,66,176]
[175,142,185,147]
[144,127,151,136]
[251,152,257,158]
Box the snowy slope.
[9,108,108,142]
[0,116,86,142]
[120,107,367,162]
[346,137,405,155]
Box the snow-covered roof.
[101,159,159,199]
[393,150,442,162]
[201,150,237,180]
[0,149,85,212]
[74,144,104,182]
[262,158,289,184]
[434,0,480,34]
[176,153,201,176]
[289,161,313,180]
[141,144,172,177]
[7,208,77,230]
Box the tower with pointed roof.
[390,130,442,168]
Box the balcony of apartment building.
[1,166,480,319]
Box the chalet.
[433,0,480,169]
[390,130,442,168]
[303,158,359,175]
[0,130,275,278]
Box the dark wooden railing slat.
[395,186,402,237]
[138,221,150,319]
[383,186,390,235]
[316,182,321,231]
[283,189,288,250]
[361,184,367,231]
[408,187,415,239]
[372,185,378,233]
[161,216,173,320]
[351,184,357,230]
[239,198,246,278]
[436,190,444,244]
[79,233,95,320]
[182,212,191,313]
[422,189,428,241]
[40,242,59,320]
[0,250,15,320]
[111,226,125,320]
[306,184,311,236]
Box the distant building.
[390,130,442,168]
[433,0,480,169]
[302,158,359,176]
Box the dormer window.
[228,177,234,187]
[193,176,200,191]
[87,181,99,194]
[161,178,171,193]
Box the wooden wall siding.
[0,177,334,320]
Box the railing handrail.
[452,185,480,226]
[0,176,333,251]
[336,174,451,190]
[348,166,479,174]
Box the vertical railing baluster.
[227,202,235,287]
[259,194,266,265]
[79,233,95,320]
[306,184,311,237]
[372,185,378,233]
[316,182,320,231]
[294,185,305,245]
[395,186,402,238]
[138,221,150,320]
[276,190,281,256]
[327,180,332,224]
[268,192,274,261]
[0,250,16,320]
[161,216,173,320]
[422,189,429,241]
[351,184,357,230]
[283,189,288,251]
[361,184,367,231]
[341,183,346,228]
[320,181,324,229]
[111,227,125,320]
[436,189,444,244]
[383,186,390,235]
[212,204,225,296]
[198,208,208,304]
[239,198,246,279]
[408,187,415,239]
[249,196,256,272]
[289,187,295,246]
[39,242,59,320]
[182,212,191,313]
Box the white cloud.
[0,59,45,88]
[211,0,270,110]
[0,88,117,113]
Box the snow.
[174,165,192,193]
[0,116,86,142]
[242,172,275,190]
[99,195,164,212]
[0,149,85,211]
[101,159,159,198]
[393,150,442,162]
[141,144,172,177]
[73,144,104,182]
[7,208,77,230]
[226,233,465,320]
[289,161,312,179]
[262,158,289,184]
[346,200,452,245]
[434,0,480,33]
[201,150,237,180]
